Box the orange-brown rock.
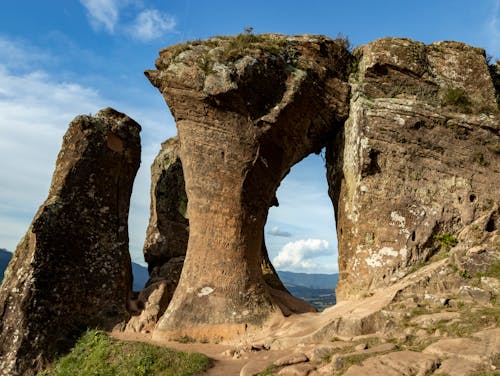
[131,135,310,333]
[0,108,141,375]
[146,34,351,335]
[328,38,499,299]
[147,34,499,338]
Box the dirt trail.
[111,331,289,375]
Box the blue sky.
[0,0,498,273]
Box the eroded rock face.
[146,34,350,335]
[130,135,306,333]
[143,136,189,276]
[0,108,141,375]
[328,38,500,299]
[147,34,498,337]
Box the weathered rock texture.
[146,34,351,335]
[143,136,188,277]
[0,108,141,375]
[328,38,500,299]
[130,135,307,333]
[147,34,499,336]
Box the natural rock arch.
[145,35,351,336]
[146,34,499,338]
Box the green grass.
[257,365,278,376]
[38,330,211,376]
[433,234,458,250]
[174,335,197,344]
[480,260,500,279]
[442,87,472,113]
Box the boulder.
[0,108,141,375]
[342,350,439,376]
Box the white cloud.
[130,9,176,42]
[80,0,121,33]
[273,239,332,272]
[267,226,292,237]
[0,36,176,266]
[79,1,176,42]
[0,36,53,71]
[486,0,500,57]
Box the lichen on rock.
[0,108,141,376]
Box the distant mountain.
[0,248,12,282]
[1,253,339,310]
[277,271,338,290]
[277,270,338,311]
[0,248,149,291]
[132,262,149,291]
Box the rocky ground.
[115,244,499,376]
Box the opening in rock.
[265,150,338,311]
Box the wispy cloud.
[273,239,333,272]
[79,1,176,42]
[267,226,292,238]
[130,9,176,42]
[486,0,500,57]
[80,0,120,33]
[0,35,53,71]
[0,65,102,251]
[0,36,175,265]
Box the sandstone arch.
[146,35,351,336]
[146,35,499,338]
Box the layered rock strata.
[129,135,308,333]
[143,136,189,279]
[328,38,500,299]
[0,108,141,375]
[147,34,499,337]
[146,34,351,335]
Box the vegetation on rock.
[37,330,211,376]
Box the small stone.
[274,353,309,367]
[354,343,368,351]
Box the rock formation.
[146,34,499,338]
[146,34,351,336]
[128,135,310,333]
[143,136,189,278]
[328,38,500,299]
[0,108,141,375]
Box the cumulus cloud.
[80,0,120,33]
[130,9,176,41]
[267,226,292,238]
[272,239,331,272]
[79,1,176,41]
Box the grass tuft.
[442,87,472,113]
[37,330,211,376]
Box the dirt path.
[111,331,289,375]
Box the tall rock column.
[127,136,301,333]
[0,108,141,375]
[328,38,500,300]
[146,34,350,337]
